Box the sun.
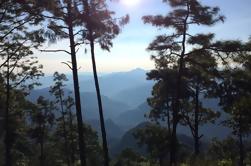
[122,0,141,7]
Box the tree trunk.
[239,132,244,166]
[59,90,71,166]
[82,0,110,165]
[166,102,171,135]
[170,110,178,166]
[66,1,86,166]
[40,126,45,166]
[89,35,110,166]
[69,110,76,164]
[40,139,44,166]
[4,56,11,166]
[170,30,185,166]
[159,155,164,166]
[170,3,190,165]
[239,115,244,166]
[194,85,200,156]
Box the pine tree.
[64,96,77,165]
[180,51,220,156]
[0,1,45,165]
[218,61,251,165]
[143,1,224,164]
[38,1,88,165]
[81,1,128,165]
[29,96,55,166]
[209,39,251,166]
[208,137,239,164]
[134,124,170,166]
[50,72,71,166]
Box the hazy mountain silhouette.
[110,122,149,157]
[114,99,231,139]
[28,88,130,120]
[80,92,129,119]
[112,82,153,108]
[87,119,124,140]
[37,68,151,97]
[115,102,151,129]
[30,68,231,140]
[78,68,151,97]
[86,119,125,151]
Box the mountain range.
[28,68,232,155]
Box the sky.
[36,0,251,75]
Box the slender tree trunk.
[194,85,200,156]
[170,104,178,166]
[239,115,244,166]
[89,35,110,166]
[166,102,171,135]
[59,90,71,166]
[166,101,171,162]
[40,140,44,166]
[66,1,86,166]
[69,110,76,165]
[40,126,45,166]
[159,155,164,166]
[239,132,244,166]
[82,0,110,165]
[4,56,11,166]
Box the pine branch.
[12,72,29,89]
[0,8,7,23]
[0,19,30,41]
[0,40,28,68]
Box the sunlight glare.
[122,0,141,7]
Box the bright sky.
[37,0,251,74]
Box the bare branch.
[40,14,65,21]
[40,49,71,55]
[76,47,80,54]
[74,41,86,47]
[74,29,86,37]
[170,51,181,57]
[61,62,72,70]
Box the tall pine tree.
[81,0,128,165]
[38,1,88,165]
[143,0,224,164]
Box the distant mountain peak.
[130,68,146,73]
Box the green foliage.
[84,124,103,166]
[217,49,251,132]
[0,0,45,88]
[28,96,55,165]
[147,68,181,126]
[113,148,145,166]
[3,89,35,164]
[82,0,129,51]
[134,123,170,163]
[208,137,239,164]
[0,3,45,164]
